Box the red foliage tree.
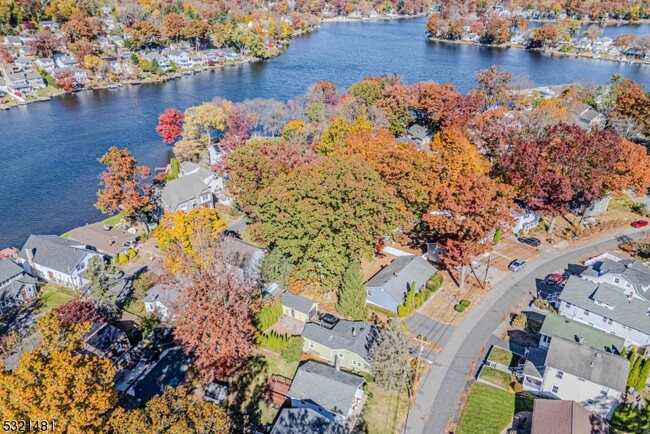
[218,104,256,153]
[27,29,62,57]
[155,108,184,144]
[0,46,13,63]
[53,300,104,328]
[54,69,78,92]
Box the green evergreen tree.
[637,358,650,391]
[628,352,642,388]
[336,261,368,320]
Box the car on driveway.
[518,236,541,247]
[632,220,649,228]
[509,259,526,272]
[545,272,564,285]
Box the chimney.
[352,327,357,337]
[578,336,585,345]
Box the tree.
[85,256,118,309]
[0,46,12,63]
[54,68,78,92]
[129,20,161,50]
[182,102,230,150]
[613,33,635,47]
[155,108,184,144]
[261,247,295,289]
[61,12,101,43]
[608,137,650,194]
[110,386,230,434]
[429,125,489,185]
[257,156,405,291]
[0,314,116,434]
[95,146,152,223]
[162,13,187,42]
[171,251,257,382]
[370,318,410,391]
[27,28,62,57]
[612,79,650,138]
[336,261,368,320]
[472,66,512,107]
[53,299,104,328]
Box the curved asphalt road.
[405,230,641,434]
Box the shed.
[281,292,318,322]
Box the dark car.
[632,220,649,228]
[509,259,526,272]
[320,313,339,329]
[518,236,541,247]
[545,272,564,285]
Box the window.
[556,371,564,379]
[584,309,590,316]
[339,353,344,359]
[309,341,314,349]
[578,377,585,382]
[565,302,572,308]
[614,278,621,284]
[552,386,559,393]
[588,399,595,405]
[367,289,373,296]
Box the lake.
[0,16,648,248]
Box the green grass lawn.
[362,383,409,434]
[37,284,75,312]
[102,213,125,227]
[457,383,535,434]
[479,366,513,390]
[487,346,522,368]
[123,300,146,317]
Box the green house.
[281,292,318,323]
[301,319,378,374]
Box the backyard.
[478,366,513,390]
[361,383,410,434]
[36,283,76,312]
[456,383,534,434]
[487,346,522,369]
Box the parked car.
[631,220,649,228]
[545,272,564,285]
[509,259,526,272]
[518,236,541,247]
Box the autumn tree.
[61,12,101,44]
[27,28,62,57]
[171,250,257,382]
[0,314,116,434]
[472,66,513,108]
[95,146,153,224]
[609,137,650,194]
[110,386,230,434]
[336,260,368,320]
[54,68,78,92]
[429,125,489,185]
[162,13,188,42]
[370,319,410,391]
[53,299,104,328]
[176,102,230,161]
[612,78,650,138]
[257,156,405,291]
[0,46,12,63]
[129,21,161,50]
[155,108,184,144]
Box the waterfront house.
[270,408,343,434]
[365,255,437,313]
[18,234,102,289]
[0,259,38,310]
[160,173,214,213]
[189,53,204,67]
[558,276,650,347]
[55,55,78,68]
[302,319,378,373]
[281,292,318,323]
[221,48,240,61]
[530,399,610,434]
[538,312,625,354]
[3,68,45,94]
[518,337,627,419]
[179,161,223,193]
[35,57,55,73]
[167,50,191,69]
[580,252,650,300]
[287,361,364,424]
[141,53,171,71]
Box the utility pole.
[484,254,492,288]
[405,335,428,434]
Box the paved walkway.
[405,228,643,434]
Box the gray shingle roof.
[282,293,317,315]
[143,282,179,308]
[524,347,548,378]
[545,337,628,391]
[0,259,24,284]
[19,234,98,275]
[559,276,650,335]
[288,361,364,416]
[594,257,650,292]
[302,320,378,363]
[160,173,210,212]
[271,408,343,434]
[366,255,437,303]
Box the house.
[82,322,131,366]
[125,347,190,404]
[18,234,102,288]
[580,252,650,300]
[281,292,318,323]
[3,36,22,46]
[38,20,59,31]
[538,312,625,354]
[221,48,240,61]
[558,275,650,347]
[302,319,378,373]
[406,124,430,145]
[512,207,541,234]
[569,103,606,130]
[0,259,38,310]
[189,53,204,67]
[219,236,265,281]
[67,67,88,83]
[2,66,45,93]
[530,399,609,434]
[55,55,78,68]
[365,255,437,313]
[143,282,179,319]
[518,337,628,419]
[167,50,191,69]
[160,173,214,213]
[179,161,223,193]
[287,361,364,424]
[270,408,344,434]
[141,53,171,71]
[35,57,55,73]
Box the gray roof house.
[0,259,38,310]
[518,337,628,419]
[301,319,378,373]
[160,172,214,213]
[179,161,223,193]
[288,361,364,424]
[281,292,318,323]
[270,408,344,434]
[82,322,131,366]
[531,400,609,434]
[569,103,606,130]
[18,235,102,288]
[580,252,650,300]
[220,236,265,281]
[143,282,180,320]
[366,255,437,313]
[558,275,650,347]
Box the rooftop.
[302,319,378,363]
[531,400,609,434]
[366,255,437,302]
[160,173,210,212]
[270,408,344,434]
[19,234,98,275]
[540,313,625,354]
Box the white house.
[518,337,628,419]
[141,53,171,71]
[143,282,179,320]
[580,252,650,300]
[167,50,191,69]
[35,57,56,73]
[160,172,214,213]
[287,361,364,424]
[55,55,78,68]
[18,235,102,288]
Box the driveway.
[405,228,644,434]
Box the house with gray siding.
[160,172,214,213]
[0,259,38,310]
[365,255,437,313]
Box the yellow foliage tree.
[430,125,489,185]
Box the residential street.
[405,229,643,434]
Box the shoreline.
[427,36,650,65]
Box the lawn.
[479,366,513,390]
[123,300,146,317]
[487,346,522,368]
[456,383,533,434]
[37,284,75,312]
[362,383,409,434]
[102,212,125,227]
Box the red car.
[545,273,564,285]
[632,220,649,228]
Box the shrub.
[116,253,128,265]
[512,381,523,392]
[133,271,155,300]
[454,304,466,312]
[128,248,138,260]
[512,313,527,329]
[494,227,502,244]
[255,299,282,332]
[426,274,443,292]
[397,304,409,318]
[630,202,647,216]
[459,299,471,307]
[281,336,304,363]
[257,331,287,353]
